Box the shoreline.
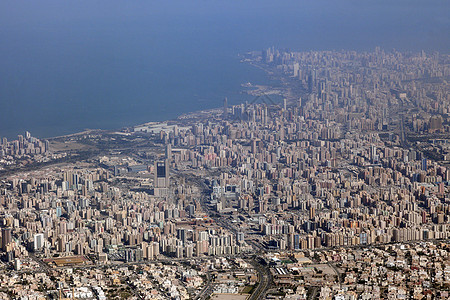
[29,59,282,142]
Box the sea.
[0,0,449,139]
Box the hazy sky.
[1,0,449,51]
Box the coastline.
[38,58,284,142]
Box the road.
[195,272,212,300]
[328,262,342,291]
[28,252,52,274]
[307,287,319,300]
[126,279,144,300]
[247,259,271,300]
[187,173,273,300]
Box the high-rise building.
[165,144,172,161]
[155,160,169,188]
[438,182,445,197]
[422,158,427,171]
[34,233,44,251]
[309,206,315,219]
[429,115,443,132]
[177,228,187,244]
[223,97,228,119]
[14,258,21,271]
[293,63,299,77]
[1,228,12,251]
[187,204,195,217]
[251,139,258,154]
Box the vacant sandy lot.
[49,140,95,153]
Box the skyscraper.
[1,228,12,251]
[422,158,427,171]
[165,144,172,161]
[155,160,169,188]
[34,233,44,252]
[293,62,299,77]
[223,97,228,119]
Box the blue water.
[0,0,449,138]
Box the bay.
[0,0,448,138]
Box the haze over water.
[0,0,448,139]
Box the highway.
[328,262,342,286]
[247,258,272,300]
[187,173,273,300]
[195,272,212,300]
